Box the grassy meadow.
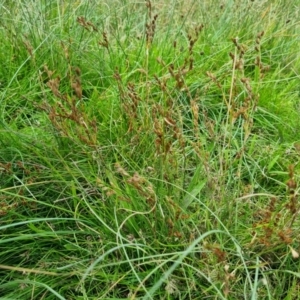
[1,0,300,299]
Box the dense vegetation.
[0,0,300,299]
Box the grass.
[0,0,300,299]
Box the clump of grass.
[0,0,300,299]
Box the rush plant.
[0,0,299,299]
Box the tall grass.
[0,0,300,299]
